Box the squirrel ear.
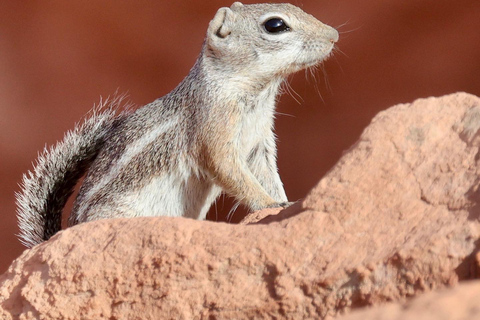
[231,2,244,9]
[208,7,235,39]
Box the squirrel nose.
[329,28,339,43]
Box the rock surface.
[1,93,480,319]
[337,277,480,320]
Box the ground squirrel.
[16,2,338,247]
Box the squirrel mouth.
[300,51,333,69]
[298,42,335,69]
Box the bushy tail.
[16,97,128,247]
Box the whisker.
[227,201,241,222]
[281,79,303,105]
[335,20,351,30]
[335,20,361,34]
[331,53,345,74]
[333,46,348,58]
[321,64,332,94]
[275,111,296,118]
[306,64,325,103]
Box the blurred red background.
[1,0,480,273]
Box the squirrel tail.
[16,96,129,248]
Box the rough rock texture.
[1,92,480,319]
[337,277,480,320]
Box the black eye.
[263,18,290,34]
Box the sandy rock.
[1,92,480,319]
[337,279,480,320]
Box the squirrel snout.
[329,28,339,43]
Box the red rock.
[1,93,479,319]
[337,280,480,320]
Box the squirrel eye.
[263,18,290,34]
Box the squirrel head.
[204,2,339,81]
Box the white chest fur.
[236,80,279,156]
